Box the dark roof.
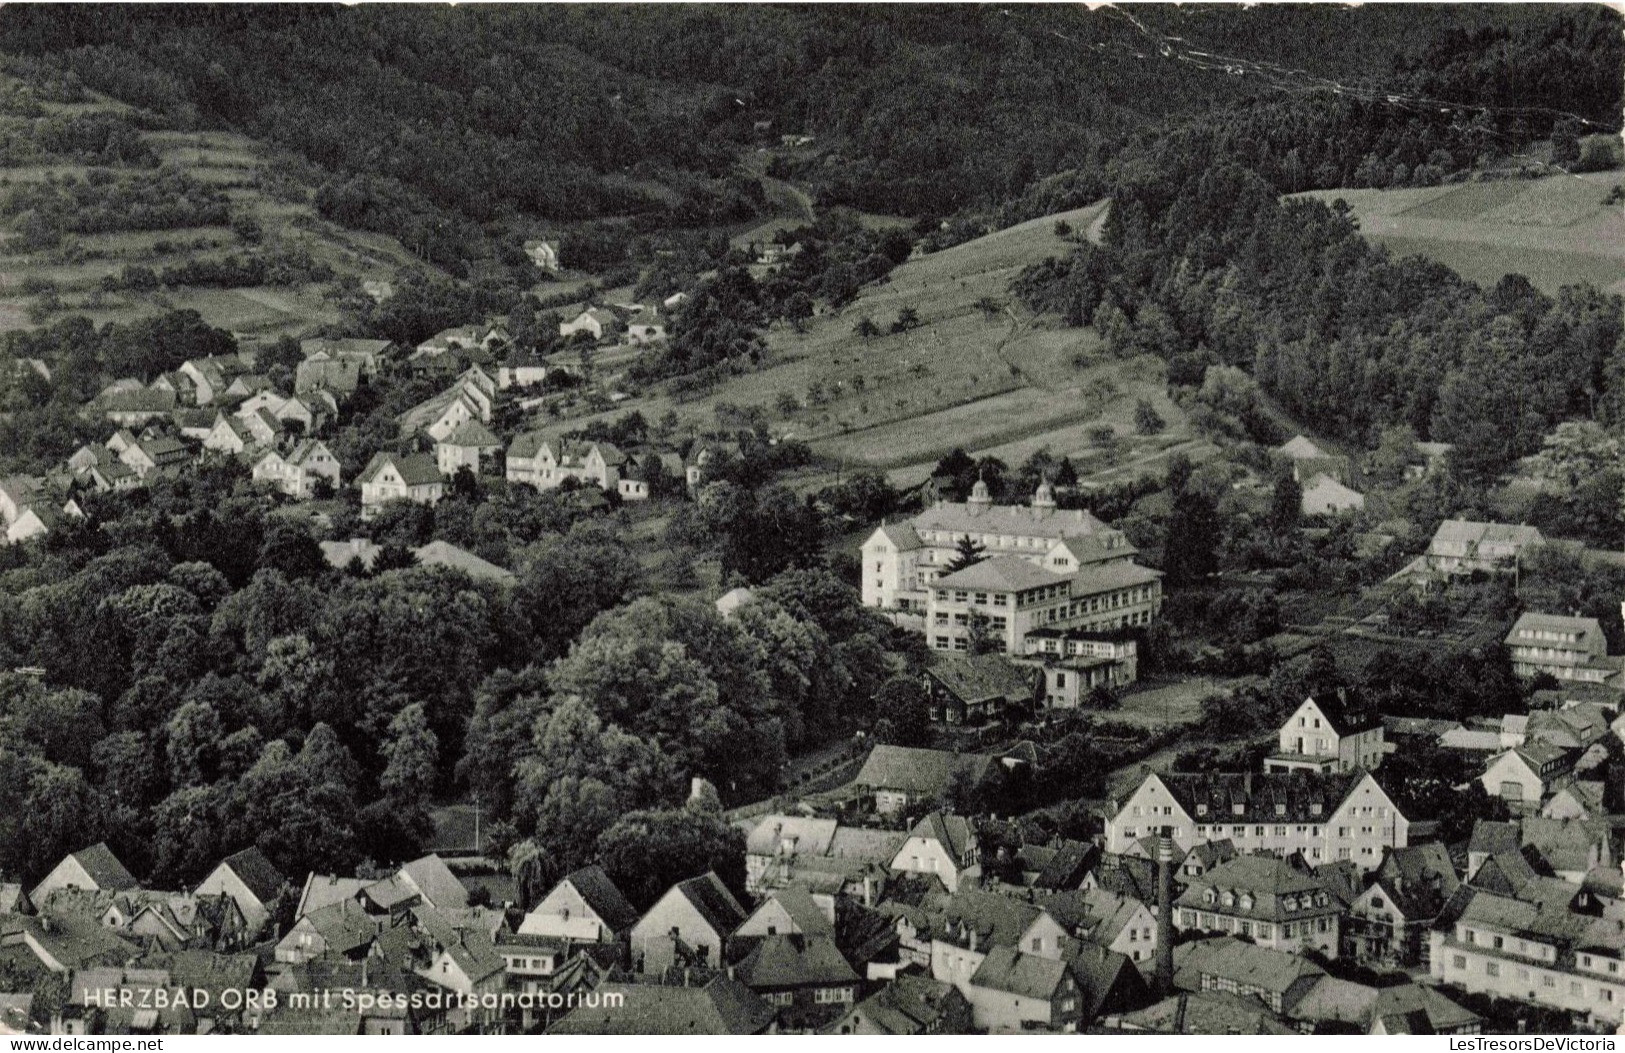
[1173,936,1324,1005]
[929,889,1042,951]
[853,745,997,796]
[440,419,502,449]
[970,944,1070,1000]
[671,872,748,936]
[754,887,834,938]
[360,452,442,488]
[549,977,775,1035]
[397,855,468,909]
[68,843,139,892]
[1067,940,1145,1019]
[924,653,1038,705]
[1374,843,1459,920]
[906,812,977,867]
[1381,715,1462,739]
[563,865,637,934]
[1186,839,1239,873]
[1137,771,1369,825]
[171,408,215,429]
[734,933,858,990]
[137,437,191,464]
[1177,856,1334,923]
[1467,821,1521,859]
[1305,693,1379,736]
[934,555,1069,592]
[1089,853,1158,903]
[1521,817,1610,875]
[839,974,966,1035]
[298,901,379,956]
[1115,991,1297,1034]
[101,389,176,413]
[1469,851,1541,898]
[874,522,924,552]
[216,847,285,905]
[1032,840,1098,890]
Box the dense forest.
[0,4,1614,274]
[1007,5,1623,482]
[0,449,905,893]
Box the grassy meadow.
[1295,171,1625,296]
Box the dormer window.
[1196,804,1208,816]
[1232,804,1244,816]
[1204,889,1216,905]
[1282,895,1297,911]
[1239,894,1254,911]
[1274,804,1286,816]
[1310,804,1322,816]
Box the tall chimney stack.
[1155,829,1175,997]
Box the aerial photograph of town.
[0,1,1621,1040]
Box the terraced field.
[544,199,1210,490]
[0,78,426,340]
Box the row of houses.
[363,369,738,517]
[1379,697,1621,817]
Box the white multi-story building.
[251,439,341,500]
[1426,519,1543,575]
[863,482,1161,656]
[505,436,629,494]
[1175,854,1343,958]
[1432,885,1625,1028]
[1105,770,1409,873]
[1504,612,1618,685]
[1265,695,1385,774]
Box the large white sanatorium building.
[860,481,1162,656]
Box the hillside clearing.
[1294,171,1625,295]
[535,199,1197,491]
[0,82,428,339]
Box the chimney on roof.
[1154,830,1175,997]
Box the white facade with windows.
[1105,771,1408,873]
[1431,889,1625,1027]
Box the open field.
[0,78,426,339]
[537,199,1205,492]
[1294,171,1625,295]
[1111,675,1233,730]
